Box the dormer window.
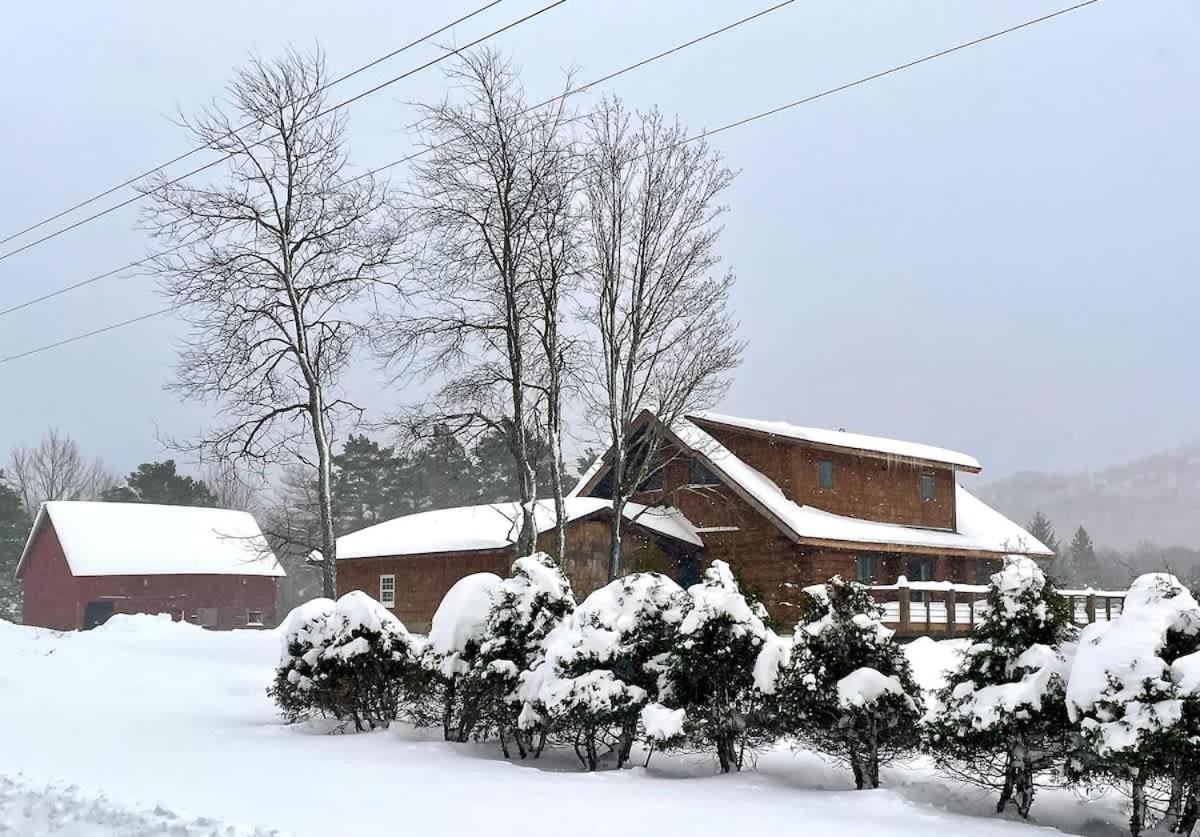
[688,458,720,487]
[920,473,936,502]
[817,459,833,490]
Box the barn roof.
[333,497,702,560]
[570,413,1050,558]
[687,411,982,472]
[15,501,285,578]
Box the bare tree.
[141,49,403,597]
[202,462,263,514]
[380,49,575,557]
[9,429,115,511]
[582,99,743,581]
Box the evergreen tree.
[412,425,480,510]
[1069,525,1100,586]
[102,460,216,507]
[466,552,576,758]
[520,572,689,769]
[331,434,412,532]
[1066,574,1200,836]
[1026,511,1060,556]
[926,556,1076,818]
[767,576,922,789]
[472,421,555,504]
[0,473,29,622]
[655,560,777,773]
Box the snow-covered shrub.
[1066,573,1200,836]
[519,572,689,769]
[925,556,1076,818]
[765,576,922,789]
[269,591,421,731]
[419,572,503,741]
[464,552,576,758]
[655,560,778,773]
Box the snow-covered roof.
[16,501,284,578]
[687,411,982,472]
[673,418,1050,557]
[334,497,702,560]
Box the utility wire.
[0,0,568,266]
[0,0,509,250]
[0,0,798,319]
[0,0,1099,368]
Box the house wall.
[336,516,691,632]
[694,422,957,529]
[20,520,278,631]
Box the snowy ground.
[0,618,1130,836]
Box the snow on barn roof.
[687,411,982,472]
[334,497,702,560]
[671,417,1050,557]
[16,501,284,578]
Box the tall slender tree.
[582,99,743,580]
[1069,525,1100,586]
[141,49,403,597]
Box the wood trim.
[794,535,1050,560]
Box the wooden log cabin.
[571,411,1053,630]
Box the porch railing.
[865,576,1126,638]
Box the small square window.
[246,610,264,627]
[817,459,833,489]
[379,574,396,608]
[920,473,936,502]
[855,555,877,584]
[688,458,720,486]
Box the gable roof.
[687,411,982,472]
[15,501,284,578]
[571,414,1050,558]
[334,497,702,560]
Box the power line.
[0,0,799,319]
[0,0,1100,368]
[0,0,568,266]
[0,0,509,251]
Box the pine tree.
[520,572,689,769]
[1069,525,1100,586]
[473,421,554,504]
[655,560,777,773]
[101,460,216,507]
[0,473,29,622]
[1066,573,1200,836]
[767,576,922,789]
[926,556,1076,818]
[466,552,576,758]
[331,434,413,532]
[1026,511,1060,556]
[412,425,480,510]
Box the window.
[907,557,933,603]
[920,473,936,502]
[975,560,999,585]
[638,467,664,492]
[246,610,264,627]
[817,459,833,489]
[688,458,720,486]
[379,574,396,608]
[855,555,877,584]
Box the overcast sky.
[0,0,1195,484]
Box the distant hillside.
[975,443,1200,550]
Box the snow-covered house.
[15,501,285,631]
[570,411,1052,625]
[334,498,702,631]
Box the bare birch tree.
[379,49,575,557]
[141,50,403,597]
[9,429,115,511]
[582,99,743,581]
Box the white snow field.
[0,616,1129,836]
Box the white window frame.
[379,574,396,608]
[246,610,264,627]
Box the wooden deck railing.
[865,577,1126,638]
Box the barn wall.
[20,519,278,631]
[20,521,81,631]
[335,515,692,632]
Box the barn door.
[82,601,114,630]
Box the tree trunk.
[617,717,637,768]
[311,396,338,598]
[996,761,1016,814]
[1130,766,1149,837]
[1176,780,1200,835]
[1013,761,1035,819]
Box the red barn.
[15,501,285,631]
